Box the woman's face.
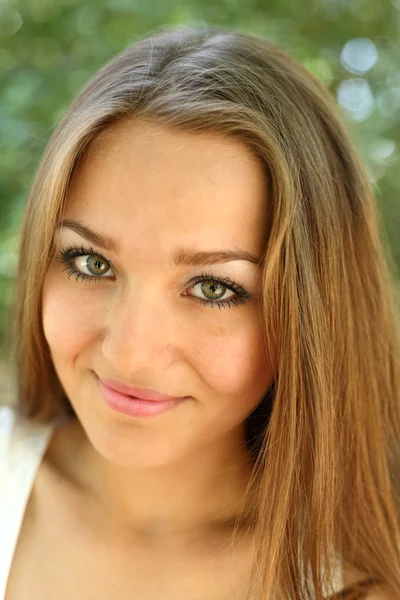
[42,118,275,468]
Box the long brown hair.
[11,25,400,599]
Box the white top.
[0,404,344,599]
[0,405,64,598]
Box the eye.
[185,273,251,309]
[56,244,114,283]
[192,280,234,302]
[74,254,112,277]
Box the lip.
[96,376,188,418]
[99,377,186,402]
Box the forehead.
[64,119,269,259]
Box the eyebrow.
[59,218,263,267]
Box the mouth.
[95,375,188,418]
[97,375,187,402]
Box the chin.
[82,411,188,469]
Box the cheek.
[191,316,272,402]
[42,275,97,359]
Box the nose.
[101,289,179,374]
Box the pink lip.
[99,378,186,402]
[96,376,188,418]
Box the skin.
[41,117,275,546]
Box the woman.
[1,25,399,600]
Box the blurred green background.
[0,0,399,359]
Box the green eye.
[201,281,227,300]
[84,255,110,276]
[57,244,114,283]
[188,273,251,309]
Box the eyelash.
[56,243,252,310]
